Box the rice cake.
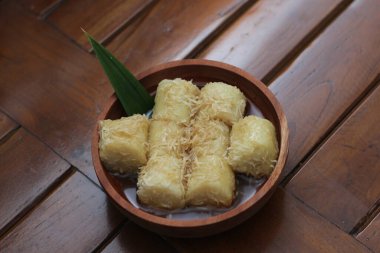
[137,156,186,209]
[98,115,149,174]
[228,115,278,177]
[191,120,230,157]
[148,120,187,159]
[197,82,246,125]
[152,78,200,124]
[186,156,235,207]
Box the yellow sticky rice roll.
[228,115,279,177]
[191,120,230,157]
[185,155,235,207]
[152,78,200,124]
[148,119,187,159]
[137,156,186,209]
[197,82,246,125]
[98,115,149,174]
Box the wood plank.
[101,222,175,253]
[0,0,251,184]
[169,188,370,253]
[47,0,154,50]
[107,0,253,73]
[21,0,62,17]
[0,128,70,236]
[268,0,380,178]
[287,84,380,232]
[357,212,380,252]
[0,111,18,140]
[0,172,125,252]
[0,1,111,183]
[199,0,345,81]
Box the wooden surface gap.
[45,18,90,53]
[92,0,158,53]
[185,0,258,59]
[20,0,64,19]
[100,221,180,253]
[351,199,380,236]
[30,0,64,20]
[21,126,102,188]
[21,126,75,173]
[105,1,155,58]
[71,165,105,191]
[47,0,157,51]
[92,219,128,253]
[0,125,20,146]
[286,189,356,232]
[287,190,376,253]
[281,73,380,186]
[0,110,19,141]
[0,168,75,239]
[0,171,125,252]
[169,187,371,252]
[263,0,354,84]
[38,0,64,20]
[160,237,182,253]
[356,211,380,252]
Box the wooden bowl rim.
[92,59,289,228]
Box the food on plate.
[187,116,234,206]
[196,82,246,126]
[228,115,278,177]
[137,156,186,209]
[98,115,149,173]
[99,78,278,211]
[137,79,198,209]
[152,78,200,124]
[185,155,235,207]
[148,119,187,159]
[190,120,230,157]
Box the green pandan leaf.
[84,30,154,115]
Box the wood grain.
[0,128,70,236]
[21,0,62,17]
[200,0,344,81]
[357,212,380,252]
[107,0,253,73]
[287,84,380,232]
[0,0,251,184]
[0,111,18,140]
[169,188,370,253]
[0,172,125,252]
[47,0,154,50]
[101,222,175,253]
[0,1,111,183]
[269,0,380,178]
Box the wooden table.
[1,0,379,252]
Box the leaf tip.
[82,28,97,50]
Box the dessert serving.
[97,79,279,211]
[87,32,288,236]
[98,115,149,174]
[91,59,288,237]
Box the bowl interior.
[92,59,288,237]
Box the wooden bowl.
[92,59,289,237]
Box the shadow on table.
[103,188,286,252]
[103,200,176,253]
[167,189,286,252]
